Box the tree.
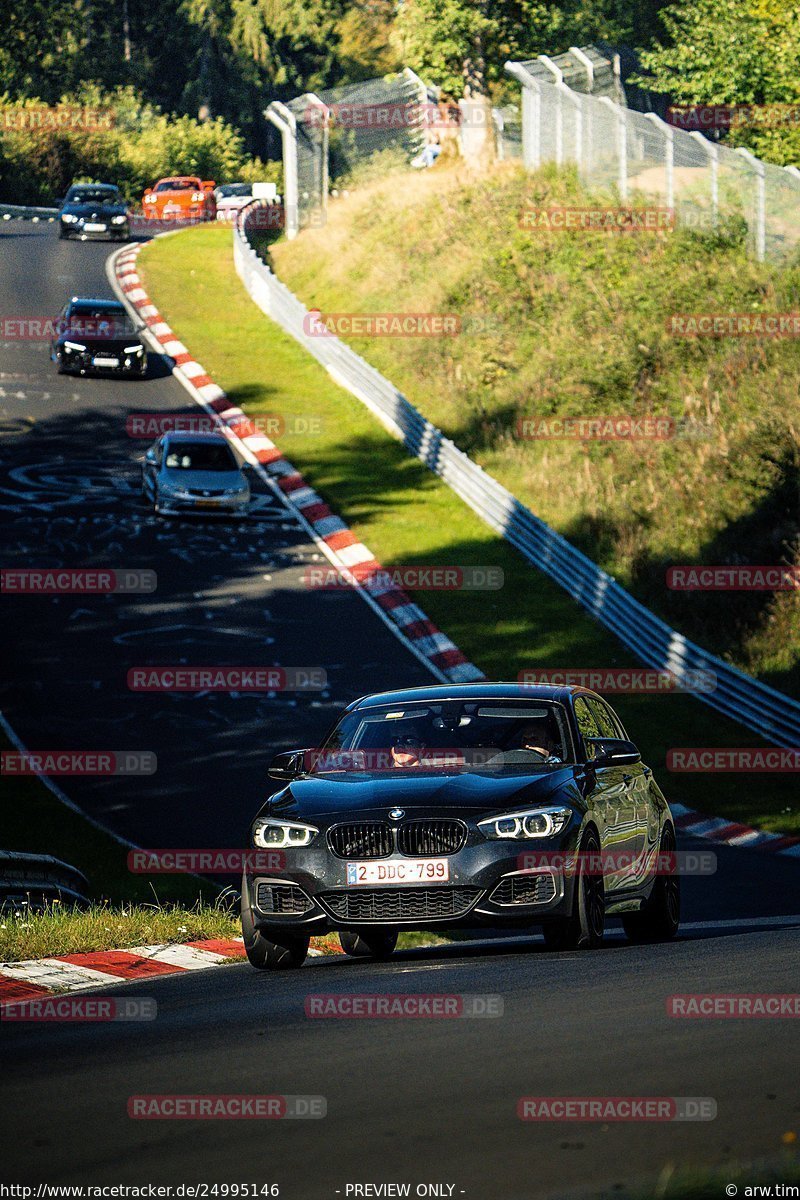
[636,0,800,165]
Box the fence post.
[735,147,766,261]
[265,100,299,240]
[568,45,594,91]
[688,131,718,226]
[644,113,674,209]
[599,96,627,199]
[505,62,541,169]
[538,55,563,164]
[307,92,331,228]
[558,83,583,169]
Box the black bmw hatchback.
[242,683,679,968]
[50,297,147,378]
[59,182,130,240]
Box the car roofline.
[344,683,608,713]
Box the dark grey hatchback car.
[241,684,680,968]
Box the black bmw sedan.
[58,182,130,241]
[241,683,679,968]
[50,297,147,378]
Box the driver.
[390,735,424,768]
[518,723,556,759]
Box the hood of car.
[266,767,576,822]
[57,333,138,351]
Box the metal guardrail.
[233,203,800,747]
[0,850,90,909]
[0,203,59,221]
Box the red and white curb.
[111,242,483,686]
[671,803,800,857]
[0,938,341,1008]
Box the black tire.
[622,826,680,944]
[542,827,605,951]
[241,903,309,969]
[339,928,398,960]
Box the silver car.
[142,431,250,517]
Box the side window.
[573,697,600,756]
[155,438,165,466]
[588,698,618,739]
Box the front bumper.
[155,492,249,517]
[56,349,147,376]
[242,836,577,934]
[60,221,129,240]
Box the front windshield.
[66,187,120,205]
[164,442,238,471]
[312,700,573,774]
[219,184,251,198]
[156,179,196,192]
[64,307,135,338]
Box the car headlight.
[478,805,572,840]
[252,818,318,849]
[63,340,86,352]
[144,194,156,205]
[61,214,78,223]
[112,215,127,225]
[123,344,144,354]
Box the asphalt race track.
[2,225,799,1198]
[0,224,432,848]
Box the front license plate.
[194,499,222,508]
[92,357,119,368]
[84,223,105,232]
[347,859,450,885]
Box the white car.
[214,182,278,222]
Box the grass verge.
[135,223,799,835]
[270,161,800,693]
[0,903,446,963]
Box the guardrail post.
[736,146,766,261]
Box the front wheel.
[339,928,398,960]
[542,828,604,951]
[242,904,309,969]
[622,826,680,944]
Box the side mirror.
[268,748,311,781]
[144,448,157,463]
[585,738,641,768]
[201,180,216,192]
